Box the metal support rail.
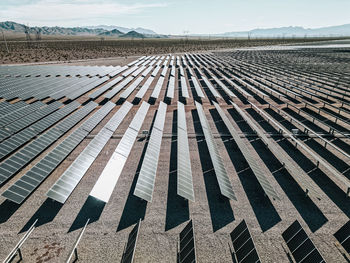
[3,219,38,263]
[66,218,90,263]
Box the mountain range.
[1,21,350,38]
[0,21,159,38]
[86,25,157,35]
[220,24,350,37]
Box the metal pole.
[1,28,9,53]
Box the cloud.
[0,0,166,26]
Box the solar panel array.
[195,101,236,201]
[46,101,129,203]
[1,47,350,262]
[282,220,325,263]
[230,220,261,263]
[134,101,167,202]
[2,101,113,204]
[90,101,150,203]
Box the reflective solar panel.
[282,220,325,263]
[195,101,236,200]
[135,75,154,99]
[166,76,175,99]
[177,102,194,202]
[1,102,112,204]
[0,101,79,161]
[151,76,165,99]
[180,76,189,98]
[191,76,205,98]
[214,102,279,201]
[90,101,150,203]
[134,102,167,202]
[47,102,132,204]
[120,76,144,99]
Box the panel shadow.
[246,107,350,219]
[68,196,105,232]
[165,110,189,231]
[210,108,281,232]
[192,109,235,232]
[19,198,63,233]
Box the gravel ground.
[0,47,350,263]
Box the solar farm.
[0,43,350,262]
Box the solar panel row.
[177,102,194,202]
[2,101,111,204]
[195,101,236,201]
[47,102,132,204]
[90,101,150,203]
[0,101,80,161]
[134,102,167,202]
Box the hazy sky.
[1,0,350,34]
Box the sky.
[1,0,350,35]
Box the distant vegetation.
[1,37,348,64]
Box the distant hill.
[0,21,159,37]
[119,31,145,38]
[87,25,157,35]
[0,21,106,35]
[98,29,123,36]
[221,24,350,37]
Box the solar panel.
[197,70,221,98]
[105,76,134,99]
[166,76,175,99]
[67,76,109,100]
[230,102,320,198]
[0,101,44,128]
[0,101,80,161]
[135,75,154,99]
[90,101,150,203]
[120,76,144,99]
[214,102,279,200]
[191,76,205,98]
[180,76,189,98]
[219,72,252,98]
[121,219,141,263]
[89,76,123,99]
[1,102,112,204]
[282,220,325,263]
[334,220,350,254]
[195,101,236,200]
[178,220,196,263]
[1,101,62,139]
[249,101,350,195]
[230,220,261,263]
[210,74,236,98]
[151,76,165,99]
[177,102,194,201]
[47,102,132,204]
[134,102,167,202]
